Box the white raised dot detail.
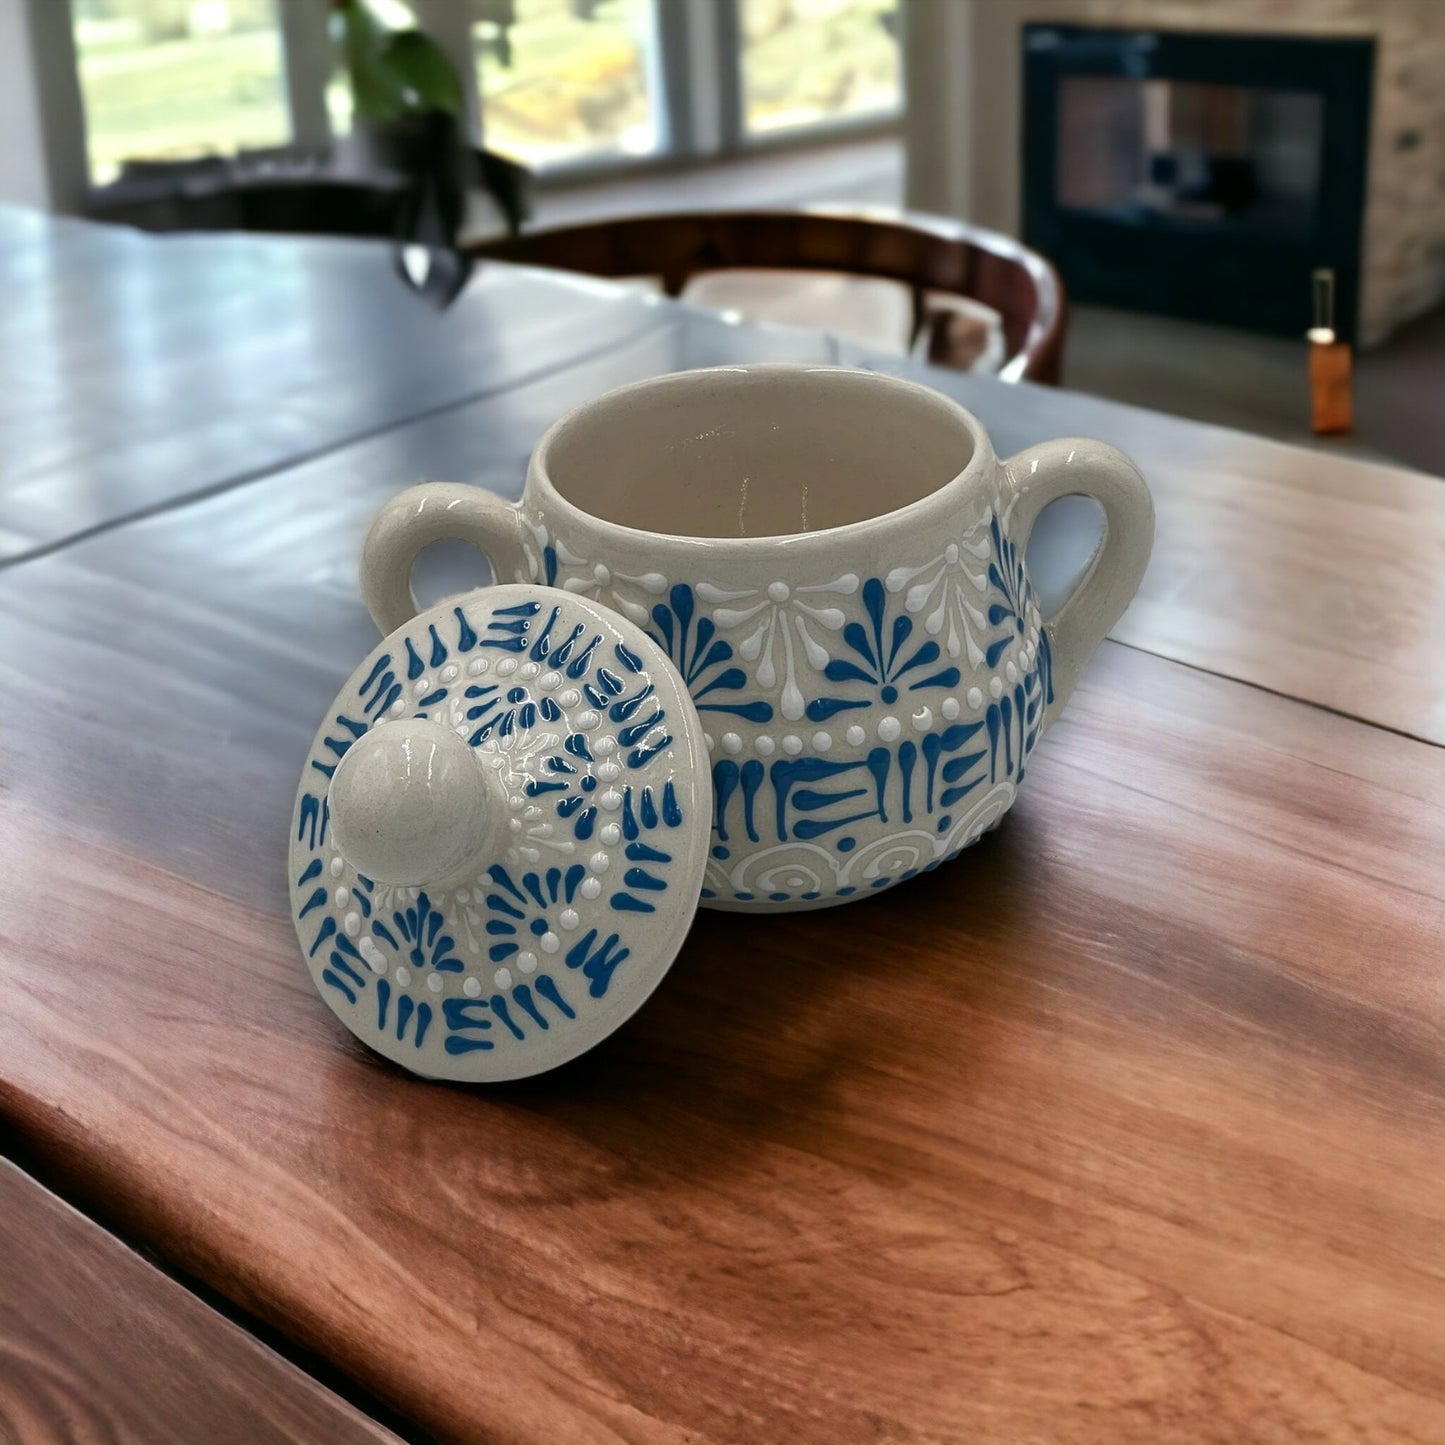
[577,710,601,730]
[463,976,482,998]
[599,789,623,812]
[704,734,716,752]
[912,708,933,732]
[783,735,803,756]
[599,823,622,846]
[722,732,742,754]
[767,580,790,602]
[334,886,350,908]
[845,725,866,746]
[441,664,459,682]
[329,855,344,877]
[597,761,621,783]
[594,736,618,755]
[539,671,561,690]
[1005,661,1018,684]
[812,731,832,752]
[496,658,518,676]
[878,716,902,742]
[412,677,432,696]
[394,966,412,987]
[494,967,513,989]
[558,688,580,706]
[580,877,603,899]
[426,973,445,993]
[942,697,960,720]
[519,661,541,679]
[590,850,611,872]
[967,686,984,709]
[517,952,538,975]
[389,698,407,716]
[344,911,361,937]
[540,931,560,954]
[989,676,1004,699]
[467,658,489,676]
[358,937,385,973]
[559,908,580,930]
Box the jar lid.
[288,584,710,1082]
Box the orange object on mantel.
[1309,267,1353,435]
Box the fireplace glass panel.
[1057,77,1324,238]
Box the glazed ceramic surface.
[363,365,1154,911]
[289,585,710,1081]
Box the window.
[739,0,902,137]
[63,0,904,193]
[72,0,290,184]
[473,0,661,170]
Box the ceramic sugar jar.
[359,365,1153,910]
[290,365,1151,1081]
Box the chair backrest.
[472,207,1067,383]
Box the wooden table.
[0,1160,400,1443]
[2,214,1442,1444]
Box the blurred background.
[3,0,1442,475]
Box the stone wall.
[904,0,1445,345]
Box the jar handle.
[999,438,1154,732]
[361,482,530,636]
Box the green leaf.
[333,1,463,122]
[379,30,464,118]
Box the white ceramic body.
[363,365,1153,911]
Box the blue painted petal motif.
[647,585,774,723]
[818,578,961,709]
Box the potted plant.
[332,0,530,305]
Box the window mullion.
[278,0,332,151]
[707,0,744,156]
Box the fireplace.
[1022,26,1374,341]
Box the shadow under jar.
[362,365,1153,910]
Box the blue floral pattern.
[529,493,1054,907]
[647,585,773,724]
[291,589,701,1075]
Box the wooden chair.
[472,207,1067,383]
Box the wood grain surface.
[0,206,673,562]
[1,634,1442,1442]
[911,364,1445,747]
[0,1158,399,1444]
[2,208,1441,740]
[3,226,1445,1443]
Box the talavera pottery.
[290,584,711,1081]
[360,365,1154,912]
[291,365,1153,1080]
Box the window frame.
[720,0,907,153]
[58,0,906,202]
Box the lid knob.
[328,717,503,887]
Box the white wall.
[0,0,54,209]
[903,0,1021,234]
[0,0,89,213]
